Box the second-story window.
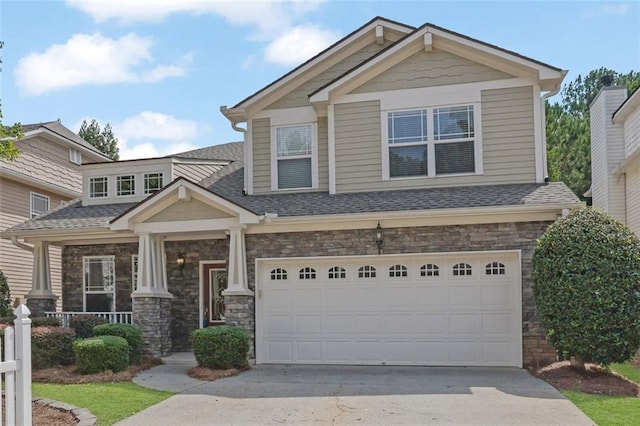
[388,110,428,178]
[276,124,312,189]
[69,148,82,165]
[89,177,108,198]
[30,192,50,218]
[117,175,136,196]
[144,172,163,194]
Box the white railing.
[44,311,133,328]
[1,305,32,426]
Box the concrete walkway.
[119,353,594,426]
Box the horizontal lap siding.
[626,165,640,236]
[624,107,640,157]
[252,118,271,194]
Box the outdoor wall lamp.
[176,253,186,270]
[375,221,384,255]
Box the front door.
[203,263,227,326]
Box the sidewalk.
[133,352,203,393]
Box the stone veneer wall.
[26,298,57,317]
[165,238,228,350]
[133,297,172,357]
[245,222,557,367]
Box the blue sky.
[1,1,638,159]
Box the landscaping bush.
[74,336,130,374]
[0,316,15,324]
[69,314,108,338]
[0,271,12,317]
[192,326,249,369]
[93,323,143,365]
[31,316,62,327]
[32,326,76,369]
[532,207,640,368]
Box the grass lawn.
[33,382,173,425]
[564,361,640,426]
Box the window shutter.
[278,158,312,189]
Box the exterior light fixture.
[176,253,186,270]
[375,221,384,255]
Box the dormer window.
[116,175,135,197]
[89,177,108,198]
[144,172,163,194]
[275,124,313,190]
[385,104,480,179]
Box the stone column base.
[523,334,557,368]
[133,296,173,357]
[25,297,57,318]
[224,294,255,358]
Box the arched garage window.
[420,264,439,277]
[358,265,376,278]
[389,264,408,277]
[270,268,287,280]
[485,262,506,275]
[452,263,472,276]
[299,267,316,279]
[328,266,346,279]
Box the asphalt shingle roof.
[22,121,110,160]
[168,141,244,162]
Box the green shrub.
[0,271,12,317]
[74,336,130,374]
[0,316,15,324]
[69,314,108,338]
[533,207,640,368]
[31,316,62,327]
[192,326,249,369]
[93,323,143,365]
[32,326,76,369]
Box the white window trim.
[381,102,483,180]
[82,255,116,312]
[69,148,82,165]
[89,176,109,198]
[131,254,138,293]
[143,172,165,194]
[29,192,50,218]
[270,122,319,191]
[116,174,137,197]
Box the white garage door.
[256,251,521,367]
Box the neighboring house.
[589,83,640,235]
[0,121,110,310]
[2,18,582,367]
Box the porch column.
[132,233,172,357]
[26,241,57,316]
[224,226,252,295]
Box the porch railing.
[44,311,133,328]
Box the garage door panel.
[257,252,521,366]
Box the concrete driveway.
[118,363,594,425]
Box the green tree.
[0,41,22,160]
[532,208,640,370]
[79,119,120,160]
[0,271,13,317]
[546,67,640,199]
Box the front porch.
[45,311,133,328]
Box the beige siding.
[173,163,225,184]
[266,42,392,110]
[148,199,233,222]
[317,116,329,191]
[0,177,65,309]
[353,49,513,94]
[626,163,640,236]
[624,106,640,157]
[1,135,83,194]
[334,87,537,193]
[252,118,272,193]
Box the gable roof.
[21,121,111,161]
[310,21,565,103]
[613,85,640,123]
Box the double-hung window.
[275,124,313,189]
[386,104,478,178]
[83,256,116,312]
[30,192,50,218]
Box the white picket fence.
[44,311,132,328]
[1,305,32,426]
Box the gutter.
[11,237,34,253]
[539,74,566,180]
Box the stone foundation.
[26,297,57,317]
[523,335,557,368]
[133,297,172,357]
[224,295,255,357]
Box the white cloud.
[15,33,187,96]
[113,111,201,160]
[66,0,337,68]
[583,3,630,18]
[265,25,340,66]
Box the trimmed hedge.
[74,336,130,374]
[533,207,640,366]
[69,314,108,338]
[93,323,143,365]
[31,317,62,327]
[32,326,76,369]
[192,326,249,369]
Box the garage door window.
[299,267,316,279]
[389,264,408,277]
[486,262,506,275]
[420,264,440,277]
[328,266,346,279]
[358,265,376,278]
[271,268,287,280]
[452,263,472,276]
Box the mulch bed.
[32,357,162,384]
[188,365,249,381]
[533,361,640,396]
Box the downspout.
[11,236,34,253]
[540,72,567,180]
[220,106,249,194]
